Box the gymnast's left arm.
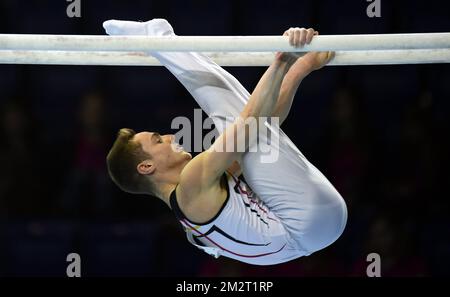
[273,29,335,125]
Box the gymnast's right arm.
[177,54,292,197]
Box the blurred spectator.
[199,257,246,277]
[314,87,380,210]
[59,91,114,218]
[351,217,428,276]
[377,89,449,221]
[0,97,47,218]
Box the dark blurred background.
[0,0,449,277]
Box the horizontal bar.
[1,49,449,66]
[0,33,449,52]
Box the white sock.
[102,19,175,36]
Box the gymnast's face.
[133,131,192,176]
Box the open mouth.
[171,142,184,152]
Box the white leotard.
[169,172,302,265]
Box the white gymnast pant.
[104,19,348,255]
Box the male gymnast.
[105,19,347,265]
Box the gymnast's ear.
[137,160,155,175]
